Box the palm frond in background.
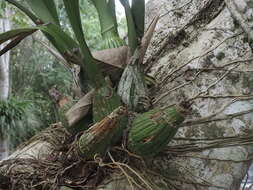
[0,97,43,148]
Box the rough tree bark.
[1,0,253,190]
[98,0,253,189]
[0,8,11,160]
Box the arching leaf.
[25,0,60,25]
[0,24,79,61]
[63,0,105,88]
[0,28,37,56]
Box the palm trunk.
[0,8,11,160]
[0,140,8,160]
[0,9,10,100]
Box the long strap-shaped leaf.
[39,24,78,54]
[108,0,117,27]
[90,0,125,49]
[131,0,145,39]
[91,0,118,36]
[119,0,138,55]
[25,0,60,26]
[63,0,105,88]
[0,28,36,44]
[5,0,39,23]
[5,0,78,62]
[0,24,79,58]
[0,28,37,56]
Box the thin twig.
[159,32,242,85]
[175,154,253,163]
[183,107,253,126]
[197,95,253,99]
[182,96,249,126]
[107,153,141,190]
[154,71,202,104]
[202,27,234,34]
[174,162,226,189]
[167,134,253,153]
[218,57,253,68]
[248,183,253,189]
[174,135,248,141]
[188,64,239,101]
[225,0,253,45]
[160,0,193,18]
[108,152,154,190]
[242,172,249,190]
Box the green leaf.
[131,0,145,39]
[25,0,60,25]
[62,0,91,58]
[0,24,79,61]
[6,0,67,53]
[90,0,125,49]
[63,0,105,88]
[38,23,79,54]
[1,1,6,10]
[0,28,37,56]
[0,28,36,44]
[119,0,138,54]
[108,0,117,26]
[6,0,39,23]
[6,0,81,65]
[91,0,117,36]
[36,39,70,68]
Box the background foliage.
[0,97,42,148]
[0,0,127,148]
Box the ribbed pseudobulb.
[93,84,127,143]
[78,107,126,159]
[128,105,186,157]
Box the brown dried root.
[0,124,108,190]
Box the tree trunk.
[0,8,11,160]
[99,0,253,189]
[0,140,8,160]
[1,0,253,189]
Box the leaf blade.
[25,0,60,25]
[131,0,145,39]
[63,0,105,88]
[0,24,79,63]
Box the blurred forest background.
[0,0,126,149]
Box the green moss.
[242,74,253,90]
[216,52,225,60]
[202,124,225,138]
[164,166,180,177]
[247,1,253,8]
[214,162,231,176]
[233,19,240,29]
[185,126,201,137]
[242,36,249,43]
[227,73,240,84]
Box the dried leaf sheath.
[65,90,94,127]
[117,62,149,112]
[78,107,126,159]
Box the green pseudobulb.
[128,105,186,157]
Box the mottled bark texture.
[2,0,253,189]
[99,0,253,189]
